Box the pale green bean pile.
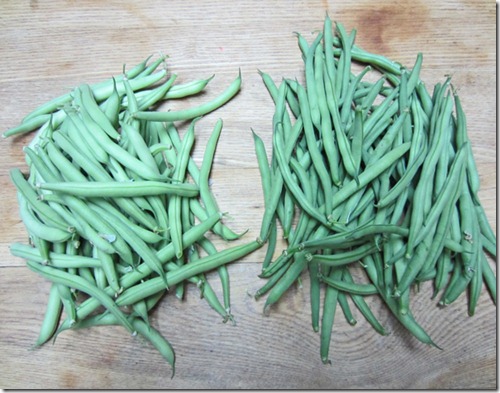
[5,55,261,376]
[254,16,497,363]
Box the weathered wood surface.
[0,0,496,389]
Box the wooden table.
[0,0,496,389]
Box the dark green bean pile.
[5,55,261,376]
[253,16,497,364]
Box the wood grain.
[0,0,496,389]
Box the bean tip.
[321,357,332,365]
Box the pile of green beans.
[5,54,261,376]
[253,16,497,364]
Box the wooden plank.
[0,264,496,389]
[0,0,496,389]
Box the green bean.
[440,190,481,305]
[169,119,197,258]
[133,71,241,122]
[289,156,313,201]
[263,252,307,315]
[296,83,334,216]
[346,45,402,75]
[196,119,243,241]
[34,283,63,347]
[117,240,261,307]
[259,168,285,242]
[319,65,342,187]
[439,261,468,307]
[39,192,135,266]
[418,168,463,276]
[134,54,167,78]
[419,143,467,237]
[481,253,497,304]
[355,82,393,102]
[98,200,163,244]
[135,74,178,110]
[273,124,329,227]
[305,259,320,330]
[336,69,372,182]
[481,234,496,259]
[330,142,411,212]
[362,88,399,140]
[69,212,222,321]
[304,32,324,128]
[349,224,408,240]
[197,237,233,320]
[121,76,140,123]
[131,317,176,377]
[405,141,466,259]
[89,203,167,284]
[95,248,121,295]
[164,75,214,99]
[3,114,52,138]
[339,63,370,128]
[320,268,342,364]
[55,282,77,326]
[16,57,162,126]
[41,194,117,255]
[63,105,109,163]
[120,122,160,174]
[10,168,71,232]
[342,269,387,335]
[336,22,356,105]
[10,243,101,269]
[44,140,87,182]
[77,84,121,140]
[337,291,357,326]
[338,186,366,225]
[52,132,158,230]
[252,130,272,212]
[38,180,198,198]
[294,31,310,60]
[73,109,168,181]
[320,272,378,295]
[475,204,497,248]
[280,189,294,240]
[271,79,292,141]
[393,229,435,298]
[349,106,364,183]
[322,13,337,92]
[259,247,295,279]
[364,255,439,348]
[96,69,168,103]
[16,192,73,243]
[197,272,230,321]
[431,249,453,299]
[27,261,135,334]
[366,110,408,166]
[311,243,382,267]
[255,259,290,300]
[360,76,387,115]
[258,69,280,104]
[454,92,481,196]
[132,300,150,325]
[376,131,427,208]
[100,77,122,128]
[415,81,433,118]
[468,246,483,317]
[393,255,411,315]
